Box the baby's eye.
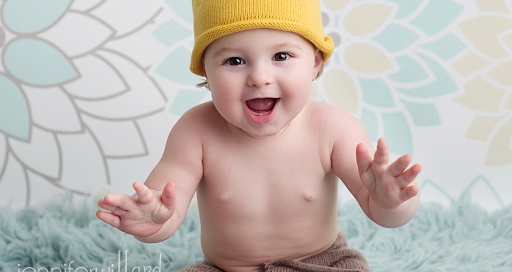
[225,57,245,66]
[274,52,290,61]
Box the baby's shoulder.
[172,101,222,133]
[306,101,361,127]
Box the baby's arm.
[329,109,420,228]
[96,106,204,242]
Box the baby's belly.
[196,184,340,272]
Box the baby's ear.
[312,49,324,80]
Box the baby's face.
[203,29,323,138]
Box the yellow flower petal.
[486,119,512,166]
[323,0,349,11]
[323,68,358,114]
[453,76,506,112]
[451,51,491,77]
[504,32,512,52]
[476,0,510,14]
[487,60,512,86]
[344,4,393,36]
[504,94,512,110]
[466,115,506,141]
[459,15,512,59]
[344,43,394,74]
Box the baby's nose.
[246,63,273,88]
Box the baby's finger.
[399,184,419,202]
[96,210,121,227]
[388,154,412,178]
[97,198,120,212]
[132,181,154,204]
[397,163,422,188]
[373,138,390,166]
[153,182,177,224]
[356,143,372,175]
[103,193,137,212]
[161,182,177,213]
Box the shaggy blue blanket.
[1,197,511,272]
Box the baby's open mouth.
[245,98,278,115]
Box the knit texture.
[190,0,334,76]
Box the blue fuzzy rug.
[1,197,511,272]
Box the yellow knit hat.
[190,0,335,76]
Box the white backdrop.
[0,0,511,211]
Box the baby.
[96,0,421,271]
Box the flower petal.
[411,0,463,36]
[461,176,504,211]
[170,89,210,115]
[323,0,350,11]
[152,19,193,47]
[57,129,108,193]
[361,108,379,142]
[373,24,419,52]
[4,38,78,86]
[459,15,512,59]
[91,0,164,37]
[27,171,67,205]
[82,115,146,157]
[388,0,422,19]
[164,0,193,24]
[451,51,492,77]
[420,32,467,60]
[382,112,413,155]
[75,50,166,119]
[344,43,394,74]
[64,55,126,99]
[0,154,28,208]
[70,0,103,11]
[397,54,457,98]
[389,55,429,83]
[359,78,395,108]
[401,100,441,126]
[344,4,393,36]
[487,60,512,87]
[505,94,512,110]
[466,115,506,141]
[0,134,6,175]
[476,0,510,14]
[504,32,512,52]
[2,0,70,34]
[38,11,114,57]
[0,74,30,141]
[8,127,60,179]
[323,68,358,114]
[453,76,506,112]
[419,179,454,207]
[23,85,82,133]
[155,46,203,85]
[486,119,512,166]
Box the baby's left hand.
[356,138,421,209]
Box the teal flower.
[0,0,167,206]
[152,0,211,115]
[319,0,465,155]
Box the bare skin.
[97,29,421,272]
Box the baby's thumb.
[155,182,177,223]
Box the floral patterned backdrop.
[0,0,511,211]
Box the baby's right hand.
[96,181,177,238]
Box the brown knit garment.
[179,233,370,272]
